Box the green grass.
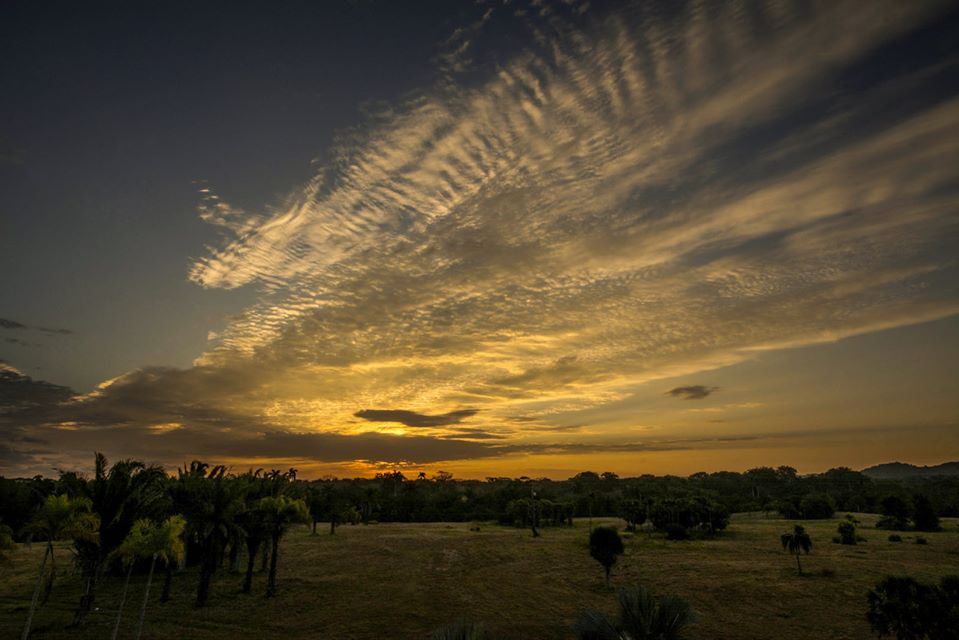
[2,514,957,639]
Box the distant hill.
[861,461,959,479]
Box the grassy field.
[2,513,957,639]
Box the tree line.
[4,464,955,544]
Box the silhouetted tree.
[589,526,624,588]
[574,583,696,639]
[911,494,940,532]
[620,499,646,531]
[171,462,243,607]
[878,496,911,530]
[781,525,812,575]
[260,495,309,597]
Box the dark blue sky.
[1,0,957,478]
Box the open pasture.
[2,514,957,639]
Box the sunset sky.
[2,0,957,479]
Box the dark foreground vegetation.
[1,457,957,638]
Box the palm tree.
[170,462,243,607]
[574,584,697,639]
[131,516,185,640]
[72,453,167,627]
[109,519,148,640]
[21,494,92,640]
[589,526,624,588]
[236,500,270,593]
[259,495,309,597]
[780,524,812,575]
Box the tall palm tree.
[237,502,270,594]
[109,519,148,640]
[20,494,92,640]
[780,524,812,575]
[170,462,243,607]
[574,584,697,640]
[259,495,309,597]
[72,453,167,627]
[133,516,185,640]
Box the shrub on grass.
[915,537,928,545]
[837,521,857,545]
[866,575,959,639]
[888,534,902,542]
[574,584,696,640]
[431,621,488,640]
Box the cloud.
[0,364,75,415]
[354,408,479,427]
[0,317,72,335]
[0,318,28,330]
[5,0,959,475]
[666,386,719,400]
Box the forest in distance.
[2,455,959,639]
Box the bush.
[589,526,625,587]
[888,534,902,542]
[665,523,689,541]
[837,521,857,545]
[915,537,928,545]
[431,621,488,640]
[866,575,959,639]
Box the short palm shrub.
[430,621,488,640]
[574,584,696,640]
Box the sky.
[1,0,958,479]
